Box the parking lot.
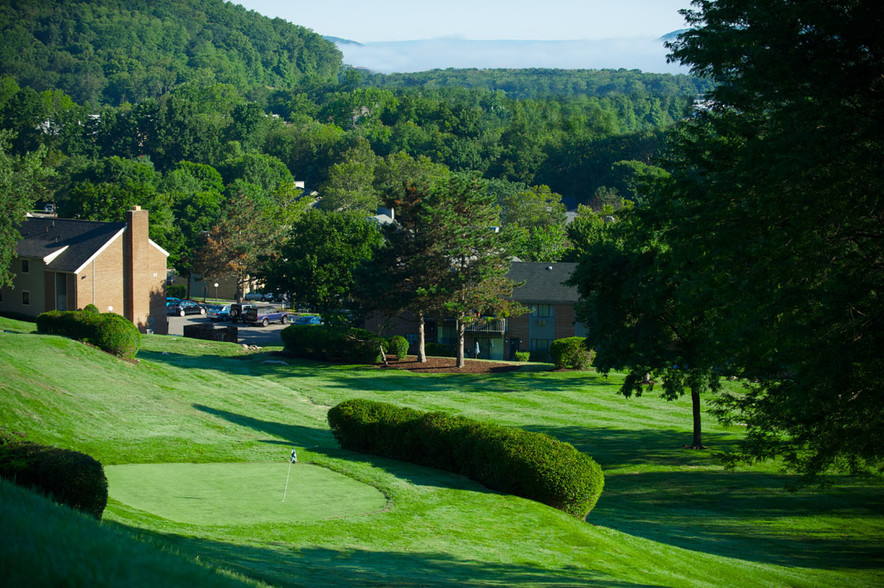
[165,311,287,347]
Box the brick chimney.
[124,206,150,329]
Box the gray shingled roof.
[16,217,126,273]
[508,262,579,304]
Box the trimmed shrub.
[328,399,604,518]
[425,341,455,357]
[388,335,410,360]
[0,440,108,519]
[37,310,141,359]
[281,324,385,364]
[166,284,186,299]
[514,351,531,362]
[82,304,100,314]
[549,337,594,370]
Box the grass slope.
[1,318,883,586]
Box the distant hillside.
[0,0,343,105]
[360,68,713,101]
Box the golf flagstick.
[282,458,293,502]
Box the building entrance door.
[55,273,68,311]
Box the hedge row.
[0,436,108,519]
[281,324,386,363]
[550,337,595,370]
[36,308,142,358]
[327,399,604,518]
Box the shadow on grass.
[523,425,742,469]
[120,526,641,587]
[591,469,884,570]
[193,404,335,449]
[192,403,485,492]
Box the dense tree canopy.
[0,0,714,315]
[0,0,342,105]
[261,209,383,323]
[0,131,54,288]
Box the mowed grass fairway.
[1,316,883,586]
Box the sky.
[232,0,691,43]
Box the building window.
[21,259,29,273]
[533,304,552,318]
[22,290,30,306]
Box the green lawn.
[1,317,882,586]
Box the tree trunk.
[689,386,707,449]
[417,312,427,363]
[456,318,466,368]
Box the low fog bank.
[336,38,688,74]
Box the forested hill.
[361,68,713,101]
[0,0,342,105]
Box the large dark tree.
[427,174,526,368]
[635,1,883,479]
[569,203,720,450]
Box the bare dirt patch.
[375,355,524,374]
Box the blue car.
[206,304,231,321]
[295,315,321,325]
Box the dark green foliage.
[644,0,884,477]
[388,335,410,360]
[362,68,713,101]
[327,399,605,518]
[0,130,54,288]
[0,439,108,519]
[36,310,141,359]
[549,337,594,370]
[280,324,384,364]
[82,304,100,315]
[425,342,455,358]
[261,210,383,322]
[166,284,186,299]
[0,0,342,106]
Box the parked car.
[243,306,289,327]
[294,315,321,325]
[166,297,181,307]
[244,291,286,302]
[167,299,206,317]
[228,303,256,323]
[206,304,231,321]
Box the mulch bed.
[375,355,523,374]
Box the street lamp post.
[214,282,219,301]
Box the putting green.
[105,462,388,525]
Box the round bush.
[513,351,531,362]
[550,337,594,370]
[0,441,108,519]
[388,335,410,360]
[327,399,604,519]
[36,310,141,359]
[91,313,142,358]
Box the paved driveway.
[165,313,287,347]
